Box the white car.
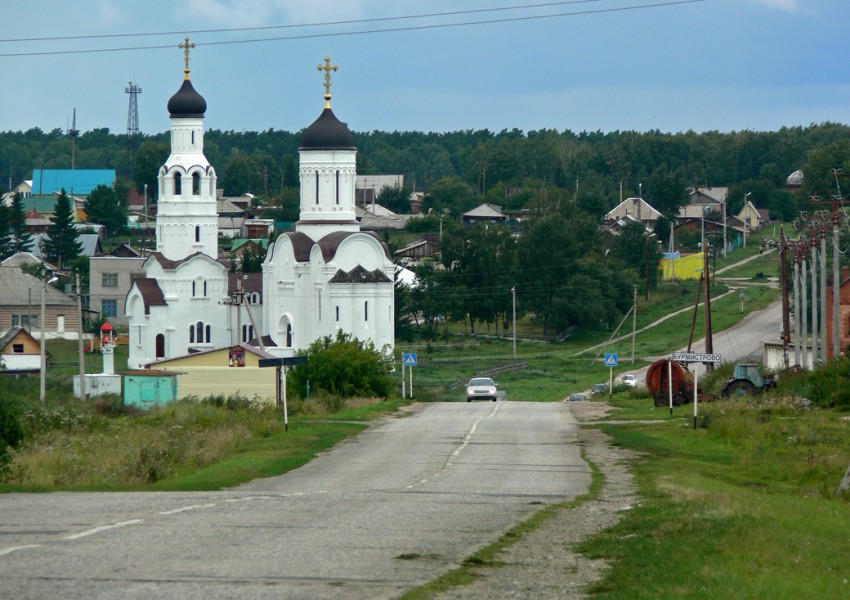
[619,374,638,387]
[466,377,498,402]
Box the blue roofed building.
[30,169,115,196]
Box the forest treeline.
[2,122,849,221]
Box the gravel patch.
[431,401,638,599]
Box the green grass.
[577,396,850,598]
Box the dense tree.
[131,140,169,199]
[42,190,82,268]
[375,185,411,214]
[85,184,128,236]
[423,176,477,216]
[616,221,663,295]
[648,164,689,221]
[287,331,392,399]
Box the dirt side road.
[433,400,638,599]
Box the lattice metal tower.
[125,80,142,174]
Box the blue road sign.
[404,353,418,366]
[604,353,619,367]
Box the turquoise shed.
[123,370,180,409]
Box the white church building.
[126,50,394,369]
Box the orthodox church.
[125,48,394,370]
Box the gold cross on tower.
[317,56,338,108]
[179,36,196,79]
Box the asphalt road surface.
[0,401,589,599]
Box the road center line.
[63,519,144,540]
[158,503,218,515]
[407,403,503,488]
[0,544,42,556]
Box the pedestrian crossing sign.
[404,353,417,366]
[605,353,618,367]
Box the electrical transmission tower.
[67,108,79,169]
[125,80,142,176]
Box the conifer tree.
[0,202,11,260]
[43,189,82,268]
[8,191,33,254]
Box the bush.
[779,355,850,409]
[287,331,393,399]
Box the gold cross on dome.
[179,37,196,78]
[317,56,338,106]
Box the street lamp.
[39,272,59,404]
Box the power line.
[0,1,626,43]
[0,0,708,59]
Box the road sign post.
[605,354,618,394]
[670,352,721,430]
[258,356,307,432]
[404,353,417,399]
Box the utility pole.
[511,286,516,358]
[810,193,846,359]
[793,247,801,367]
[703,245,714,369]
[779,229,790,366]
[801,242,808,369]
[820,224,828,364]
[76,271,86,400]
[810,237,818,368]
[631,285,637,365]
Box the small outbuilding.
[0,327,41,373]
[143,342,278,403]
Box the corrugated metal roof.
[30,170,115,196]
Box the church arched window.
[335,170,340,205]
[195,226,201,243]
[206,324,211,343]
[189,324,195,343]
[191,130,195,145]
[155,334,165,358]
[195,321,203,343]
[242,324,254,343]
[174,172,182,195]
[364,301,369,322]
[192,172,200,195]
[203,280,207,297]
[286,323,292,348]
[315,171,320,204]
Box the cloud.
[747,0,802,12]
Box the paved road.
[683,299,782,362]
[0,402,589,599]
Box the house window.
[174,172,182,195]
[12,314,39,329]
[102,299,118,318]
[12,344,24,354]
[192,172,200,195]
[102,273,118,287]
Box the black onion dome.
[300,108,355,150]
[167,78,207,118]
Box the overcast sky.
[2,0,848,136]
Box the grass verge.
[577,395,850,598]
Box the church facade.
[126,49,393,369]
